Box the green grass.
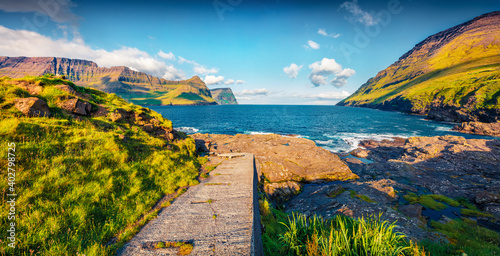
[259,197,426,256]
[460,208,494,218]
[427,218,500,256]
[0,76,202,255]
[349,190,376,203]
[404,193,459,211]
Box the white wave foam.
[323,132,409,152]
[246,131,273,135]
[177,127,199,134]
[435,126,451,132]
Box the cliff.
[0,56,217,106]
[210,87,238,105]
[337,11,500,123]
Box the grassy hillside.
[339,11,500,118]
[0,75,203,255]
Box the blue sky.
[0,0,498,104]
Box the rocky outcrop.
[338,11,500,125]
[14,97,51,117]
[0,57,217,106]
[190,133,358,200]
[58,98,92,116]
[109,108,177,141]
[210,88,238,105]
[452,121,500,136]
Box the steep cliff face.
[338,11,500,123]
[0,56,217,106]
[210,88,238,105]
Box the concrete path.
[118,153,263,256]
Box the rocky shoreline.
[190,133,500,242]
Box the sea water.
[150,105,495,153]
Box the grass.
[0,75,202,255]
[427,218,500,256]
[153,241,193,255]
[327,187,346,198]
[259,197,426,256]
[349,190,376,203]
[404,193,459,211]
[460,208,494,218]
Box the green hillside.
[0,75,203,255]
[338,11,500,122]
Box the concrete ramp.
[118,153,263,256]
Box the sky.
[0,0,498,104]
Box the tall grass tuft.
[279,213,420,256]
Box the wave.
[322,132,410,152]
[177,127,200,133]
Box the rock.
[13,80,43,95]
[14,97,50,117]
[74,100,92,115]
[475,191,500,204]
[59,98,91,116]
[399,204,423,218]
[55,84,76,94]
[142,124,154,133]
[264,181,302,203]
[453,121,500,137]
[351,148,370,158]
[190,133,358,183]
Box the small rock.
[55,84,76,94]
[399,204,423,218]
[351,148,370,158]
[14,97,51,117]
[475,191,500,204]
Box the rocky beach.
[190,133,500,243]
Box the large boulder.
[58,98,92,116]
[14,97,51,117]
[190,133,358,183]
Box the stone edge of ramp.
[116,153,264,256]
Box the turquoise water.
[150,105,495,153]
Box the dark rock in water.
[399,204,423,218]
[14,97,51,117]
[453,121,500,137]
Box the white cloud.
[308,58,355,87]
[235,80,245,84]
[235,89,269,96]
[306,91,351,100]
[179,56,218,75]
[283,63,303,78]
[194,65,218,75]
[158,50,175,60]
[317,28,341,38]
[0,0,80,24]
[204,75,225,85]
[0,25,185,80]
[305,40,320,50]
[224,79,234,85]
[339,0,378,26]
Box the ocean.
[150,105,495,153]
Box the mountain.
[337,11,500,123]
[0,56,217,106]
[210,88,238,105]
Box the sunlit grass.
[0,76,201,255]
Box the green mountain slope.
[338,11,500,122]
[0,57,217,106]
[0,74,202,255]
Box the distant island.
[209,87,238,105]
[0,56,238,106]
[337,11,500,135]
